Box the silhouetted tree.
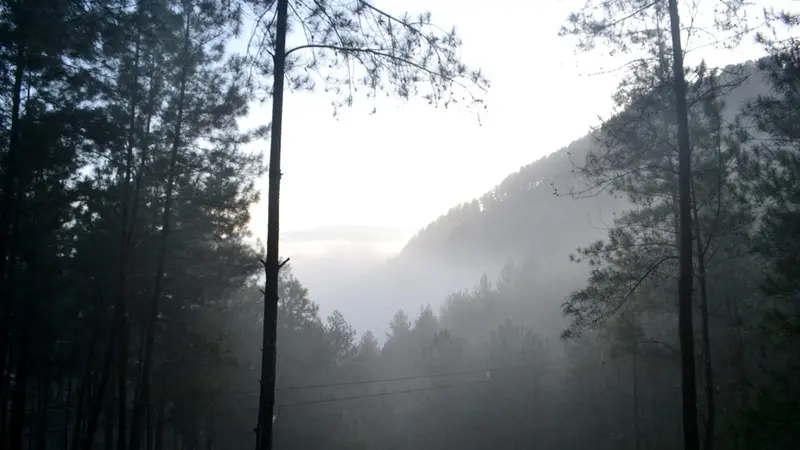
[244,1,490,447]
[559,1,753,447]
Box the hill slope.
[338,60,770,338]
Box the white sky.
[238,0,796,264]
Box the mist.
[2,1,799,450]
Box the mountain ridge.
[390,58,769,269]
[334,58,770,338]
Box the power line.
[31,364,539,413]
[275,363,535,392]
[251,378,495,411]
[171,363,538,400]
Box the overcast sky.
[236,0,795,305]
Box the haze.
[3,1,799,450]
[243,0,789,332]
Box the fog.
[3,1,799,450]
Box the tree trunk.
[667,1,700,449]
[691,186,716,450]
[154,406,164,450]
[64,353,76,450]
[117,321,130,450]
[84,5,143,447]
[37,351,52,450]
[129,7,191,450]
[256,2,288,450]
[82,334,116,450]
[632,352,640,450]
[116,6,147,450]
[105,391,114,450]
[70,297,102,450]
[205,413,214,450]
[9,290,32,450]
[0,17,27,407]
[146,405,153,450]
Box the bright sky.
[238,0,795,267]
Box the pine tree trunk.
[667,0,700,449]
[0,15,28,403]
[632,352,640,450]
[82,335,116,450]
[0,37,28,441]
[154,406,164,450]
[85,4,144,447]
[256,1,288,449]
[205,413,213,450]
[70,300,101,450]
[691,187,716,450]
[117,320,130,450]
[38,351,52,450]
[129,6,191,449]
[9,290,32,450]
[146,405,153,450]
[64,357,75,450]
[104,392,114,450]
[117,6,147,450]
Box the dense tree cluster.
[0,0,264,448]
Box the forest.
[0,0,799,450]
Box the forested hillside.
[344,60,770,338]
[399,61,768,267]
[1,0,799,450]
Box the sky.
[235,0,796,308]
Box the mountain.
[334,59,771,339]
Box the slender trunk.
[37,352,52,450]
[3,192,22,448]
[256,1,288,449]
[146,405,152,450]
[86,6,143,448]
[9,291,32,450]
[63,321,86,450]
[127,58,158,450]
[71,300,101,450]
[0,342,10,447]
[618,364,625,448]
[117,5,148,449]
[632,352,640,450]
[28,422,35,450]
[0,28,27,419]
[691,186,716,450]
[82,333,115,450]
[700,301,715,450]
[9,180,31,449]
[117,320,130,450]
[64,351,76,450]
[667,1,700,449]
[128,51,159,450]
[130,330,146,426]
[205,413,213,450]
[104,390,114,450]
[129,9,191,450]
[729,291,745,446]
[154,406,164,450]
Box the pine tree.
[244,0,490,447]
[559,2,754,447]
[733,17,800,448]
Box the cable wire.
[274,362,534,392]
[250,378,495,411]
[178,363,538,400]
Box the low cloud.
[281,225,415,244]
